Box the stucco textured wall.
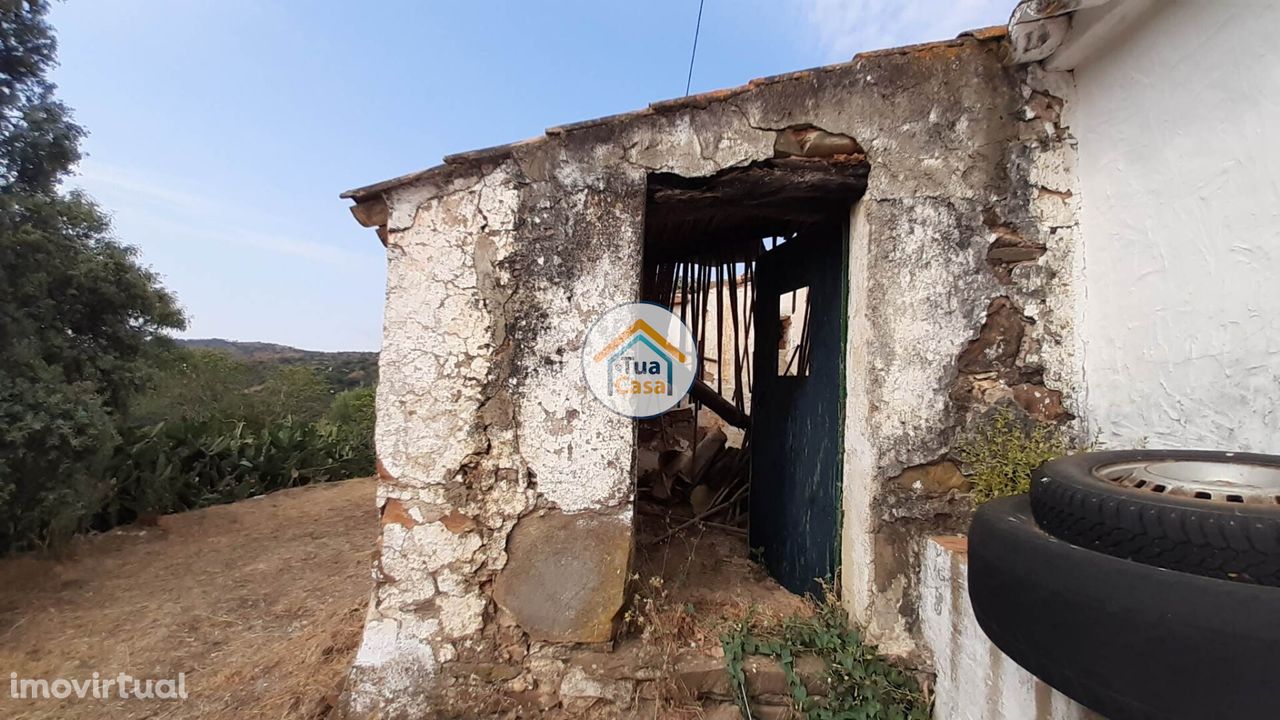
[1073,1,1280,453]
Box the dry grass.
[622,515,814,718]
[0,480,810,720]
[0,477,376,720]
[631,515,811,645]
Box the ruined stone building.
[337,0,1279,717]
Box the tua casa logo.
[582,302,698,418]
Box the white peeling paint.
[841,197,877,640]
[346,615,442,716]
[377,167,521,488]
[353,616,403,668]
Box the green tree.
[0,1,185,550]
[325,385,376,471]
[327,385,375,430]
[252,365,332,424]
[128,349,255,426]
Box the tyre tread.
[1030,454,1280,587]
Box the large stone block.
[493,509,631,642]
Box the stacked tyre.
[969,450,1280,720]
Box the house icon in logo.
[592,319,688,396]
[582,303,697,417]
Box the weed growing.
[721,591,930,720]
[955,409,1074,503]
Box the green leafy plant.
[97,415,373,528]
[130,350,338,428]
[721,593,930,720]
[955,409,1073,503]
[0,1,185,551]
[326,386,376,436]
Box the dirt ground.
[0,477,377,720]
[0,477,809,720]
[632,513,811,634]
[616,513,814,717]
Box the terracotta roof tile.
[342,29,1007,203]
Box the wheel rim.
[1094,459,1280,506]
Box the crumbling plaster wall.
[342,32,1082,718]
[344,145,652,718]
[843,58,1083,658]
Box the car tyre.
[1029,449,1280,585]
[970,494,1280,720]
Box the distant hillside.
[178,339,378,390]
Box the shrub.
[0,375,118,550]
[91,363,376,532]
[327,386,375,430]
[1,347,377,553]
[253,365,333,425]
[97,415,373,528]
[128,349,253,426]
[955,409,1073,503]
[130,350,336,427]
[324,386,376,469]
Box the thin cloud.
[801,0,1013,61]
[71,160,371,268]
[137,215,370,268]
[75,161,220,216]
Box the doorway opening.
[636,155,868,596]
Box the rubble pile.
[636,407,750,536]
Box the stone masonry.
[338,27,1081,718]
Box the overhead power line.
[685,0,706,96]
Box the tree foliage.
[0,1,186,550]
[0,0,82,195]
[101,352,375,527]
[327,385,375,432]
[0,3,376,553]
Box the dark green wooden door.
[750,223,846,596]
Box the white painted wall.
[1072,0,1280,452]
[919,538,1098,720]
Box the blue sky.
[51,0,1010,351]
